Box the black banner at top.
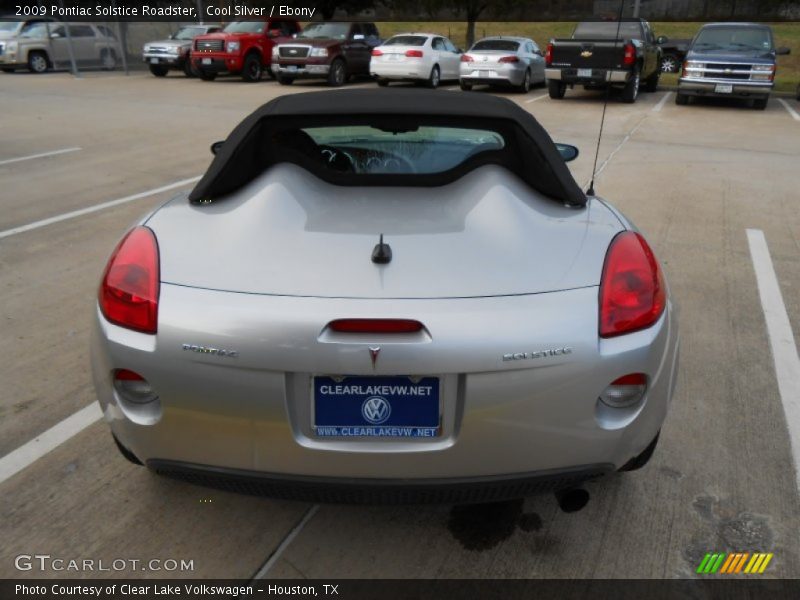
[3,0,798,23]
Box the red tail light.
[545,42,553,66]
[99,226,160,334]
[460,54,474,63]
[405,50,423,58]
[114,369,145,381]
[622,43,636,66]
[599,232,666,338]
[329,319,423,334]
[371,48,383,56]
[499,56,519,63]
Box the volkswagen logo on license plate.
[362,396,391,425]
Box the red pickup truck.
[191,18,301,82]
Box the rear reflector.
[600,373,647,408]
[405,50,423,58]
[113,369,158,404]
[599,231,666,338]
[329,319,424,334]
[99,226,160,334]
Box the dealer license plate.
[149,58,160,65]
[313,375,440,438]
[202,58,211,65]
[577,68,593,78]
[715,84,733,94]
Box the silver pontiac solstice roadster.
[91,89,679,507]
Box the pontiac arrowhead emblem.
[369,347,381,368]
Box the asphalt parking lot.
[1,71,800,580]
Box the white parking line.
[0,147,82,167]
[0,176,201,240]
[251,504,320,580]
[525,93,548,104]
[583,114,648,189]
[778,99,800,122]
[652,91,672,112]
[747,228,800,493]
[0,403,102,486]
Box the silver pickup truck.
[143,24,221,77]
[0,18,122,73]
[677,22,790,109]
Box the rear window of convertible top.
[278,124,506,176]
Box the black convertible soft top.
[189,89,587,207]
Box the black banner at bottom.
[3,579,799,600]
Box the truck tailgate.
[550,39,626,69]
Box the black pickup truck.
[545,18,662,103]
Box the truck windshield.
[0,21,22,33]
[297,23,350,40]
[173,27,207,40]
[693,27,772,51]
[573,22,643,41]
[296,125,505,175]
[223,22,265,34]
[472,40,520,52]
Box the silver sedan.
[460,36,546,92]
[91,89,678,508]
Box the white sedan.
[370,33,462,88]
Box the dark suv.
[272,22,380,86]
[677,23,790,109]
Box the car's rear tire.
[149,64,169,77]
[277,74,294,85]
[644,68,659,93]
[752,97,768,110]
[112,434,143,466]
[459,80,472,91]
[547,79,566,99]
[327,58,346,87]
[376,78,389,87]
[27,51,49,74]
[198,69,217,81]
[100,49,117,71]
[426,64,440,89]
[675,92,689,105]
[621,68,640,103]
[619,431,660,472]
[517,69,531,93]
[660,53,680,73]
[241,53,262,82]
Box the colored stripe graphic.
[698,552,774,574]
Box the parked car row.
[3,16,795,109]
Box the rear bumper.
[92,281,679,487]
[546,68,629,84]
[460,64,525,86]
[148,459,613,504]
[678,78,772,99]
[370,60,429,81]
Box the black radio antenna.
[587,0,627,197]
